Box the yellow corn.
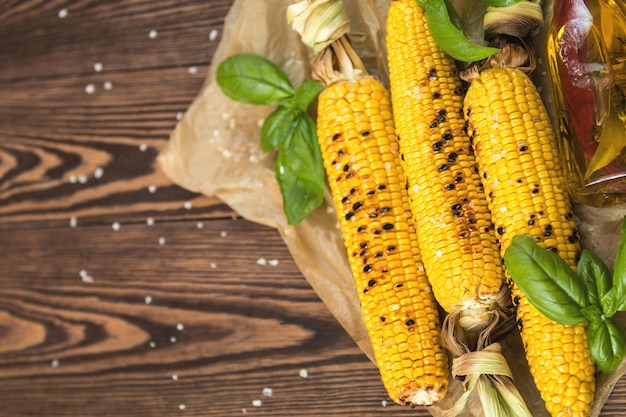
[386,0,505,316]
[464,66,596,417]
[317,74,449,406]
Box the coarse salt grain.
[242,409,247,414]
[299,368,308,378]
[149,29,158,39]
[70,216,78,228]
[251,400,262,407]
[209,29,219,41]
[93,167,104,179]
[172,374,179,380]
[268,259,279,266]
[103,81,113,90]
[158,237,166,245]
[176,323,184,331]
[112,222,121,231]
[58,9,68,18]
[69,174,77,183]
[188,66,198,74]
[262,387,273,397]
[78,174,88,184]
[197,222,204,229]
[85,84,95,94]
[94,62,103,72]
[149,341,156,348]
[256,258,267,266]
[183,201,192,210]
[148,185,157,193]
[209,262,217,269]
[79,269,94,283]
[145,295,153,304]
[176,111,184,121]
[381,400,388,407]
[139,143,148,152]
[51,359,60,368]
[219,231,227,238]
[146,217,155,226]
[178,404,186,410]
[170,336,177,343]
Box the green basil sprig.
[216,53,325,225]
[504,216,626,373]
[416,0,523,63]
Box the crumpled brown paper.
[158,0,626,415]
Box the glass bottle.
[545,0,626,207]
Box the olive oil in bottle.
[545,0,626,206]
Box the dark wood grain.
[1,1,625,416]
[0,219,428,417]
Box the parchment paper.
[158,1,626,415]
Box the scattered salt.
[78,174,88,184]
[209,262,217,269]
[299,368,308,378]
[435,250,443,257]
[209,29,219,41]
[178,404,186,410]
[69,216,77,228]
[170,336,177,343]
[51,359,60,368]
[94,62,103,72]
[381,400,388,407]
[251,399,262,407]
[145,295,153,304]
[103,81,113,90]
[219,231,228,238]
[268,259,279,267]
[176,323,184,331]
[148,185,157,193]
[146,217,155,226]
[93,167,104,179]
[69,174,77,183]
[139,143,148,152]
[183,201,192,210]
[256,258,267,266]
[85,84,95,94]
[158,237,166,245]
[242,409,247,414]
[188,66,198,74]
[58,9,68,18]
[112,222,121,231]
[172,374,179,381]
[176,112,184,121]
[197,222,204,229]
[149,341,156,348]
[262,387,273,397]
[149,29,158,39]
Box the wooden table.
[1,1,624,416]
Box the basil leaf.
[504,235,588,325]
[260,106,298,153]
[601,287,619,318]
[580,304,603,323]
[614,216,626,310]
[587,317,626,373]
[293,79,324,113]
[478,0,523,6]
[275,112,325,225]
[578,249,612,307]
[425,0,499,62]
[216,53,295,105]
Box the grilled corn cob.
[464,65,596,417]
[386,0,511,348]
[288,0,448,406]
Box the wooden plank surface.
[0,1,624,416]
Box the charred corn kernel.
[464,66,596,417]
[386,0,504,314]
[317,74,448,406]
